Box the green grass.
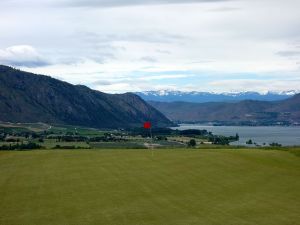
[41,139,90,148]
[1,122,111,136]
[0,149,299,225]
[0,122,50,132]
[48,124,109,136]
[90,141,147,149]
[89,140,185,149]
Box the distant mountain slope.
[149,95,300,125]
[0,65,172,128]
[136,90,295,103]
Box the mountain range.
[136,90,297,103]
[1,64,299,128]
[0,65,172,128]
[149,95,300,126]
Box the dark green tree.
[246,139,253,145]
[235,133,239,141]
[188,139,196,147]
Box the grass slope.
[0,149,299,225]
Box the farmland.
[0,122,238,150]
[0,148,299,225]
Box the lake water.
[173,124,300,146]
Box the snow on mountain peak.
[136,90,299,103]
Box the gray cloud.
[55,34,121,64]
[63,0,230,8]
[156,49,171,54]
[277,50,300,57]
[206,6,240,12]
[91,80,113,86]
[2,60,50,68]
[64,31,185,64]
[140,56,158,62]
[77,31,186,44]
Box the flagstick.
[150,126,153,157]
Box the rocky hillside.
[0,65,172,128]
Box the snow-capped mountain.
[135,90,299,103]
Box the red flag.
[143,121,151,129]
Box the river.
[172,124,300,146]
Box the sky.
[0,0,300,93]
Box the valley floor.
[0,149,299,225]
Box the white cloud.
[0,45,49,67]
[1,0,300,93]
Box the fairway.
[0,149,299,225]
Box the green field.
[0,149,299,225]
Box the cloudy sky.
[1,0,300,93]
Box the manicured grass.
[0,149,299,225]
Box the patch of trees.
[0,132,7,141]
[207,133,239,145]
[4,137,21,142]
[155,136,168,141]
[128,127,174,137]
[179,129,208,136]
[233,133,239,141]
[43,131,55,135]
[226,134,239,142]
[89,136,126,142]
[52,145,91,149]
[0,128,34,137]
[0,142,43,150]
[47,135,88,142]
[208,136,230,145]
[0,130,43,140]
[59,135,87,142]
[46,133,127,143]
[269,142,282,147]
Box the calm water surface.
[173,124,300,146]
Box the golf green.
[0,149,299,225]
